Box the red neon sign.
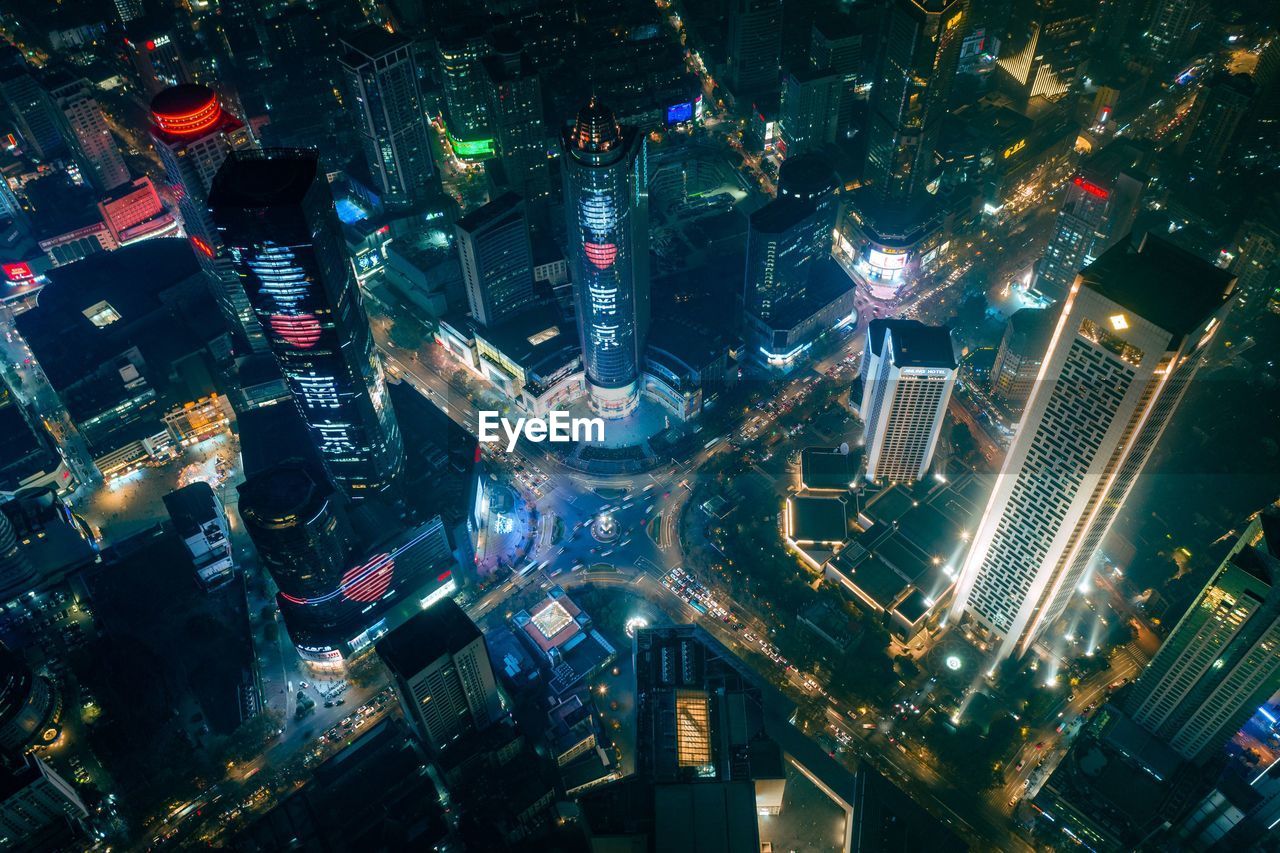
[436,570,453,583]
[269,313,322,349]
[152,93,222,137]
[190,235,214,258]
[2,262,34,284]
[584,241,617,270]
[341,554,394,603]
[1073,176,1109,200]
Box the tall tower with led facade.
[150,83,265,352]
[210,149,404,498]
[949,235,1235,666]
[561,99,649,419]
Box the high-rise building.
[1033,141,1151,303]
[150,84,266,352]
[340,27,436,211]
[123,26,193,96]
[237,460,356,657]
[1143,0,1206,66]
[0,68,67,161]
[995,0,1094,101]
[47,75,129,192]
[1227,194,1280,318]
[0,754,88,848]
[561,99,649,419]
[1125,508,1280,763]
[482,31,550,202]
[778,67,842,157]
[113,0,143,24]
[863,0,964,207]
[990,307,1057,415]
[1178,73,1255,181]
[436,21,493,158]
[743,196,821,326]
[377,599,502,751]
[950,235,1236,665]
[456,191,536,328]
[859,319,957,483]
[809,16,867,137]
[210,149,405,497]
[726,0,783,96]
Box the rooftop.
[867,319,957,370]
[786,495,848,545]
[340,25,411,62]
[207,150,320,209]
[800,446,859,491]
[1080,234,1235,339]
[376,598,482,676]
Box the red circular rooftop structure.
[150,84,223,137]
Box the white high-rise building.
[950,235,1235,665]
[860,319,957,483]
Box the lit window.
[1109,314,1129,331]
[82,300,121,328]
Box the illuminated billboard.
[667,101,694,125]
[447,128,496,159]
[864,247,908,282]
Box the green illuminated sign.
[446,128,496,159]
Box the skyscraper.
[237,460,356,659]
[863,0,964,207]
[995,0,1094,101]
[482,31,550,202]
[123,26,193,96]
[1124,507,1280,763]
[210,149,405,497]
[436,21,493,158]
[990,307,1057,415]
[1178,73,1255,181]
[377,599,502,751]
[0,68,67,161]
[48,75,129,192]
[340,27,436,211]
[859,319,957,483]
[150,84,265,352]
[1143,0,1206,66]
[743,196,821,326]
[950,235,1235,665]
[561,99,649,419]
[778,67,842,157]
[456,191,536,328]
[726,0,783,96]
[1033,144,1150,303]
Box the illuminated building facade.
[995,0,1094,101]
[436,22,494,159]
[238,460,456,661]
[950,236,1235,665]
[377,599,501,751]
[339,27,436,211]
[859,320,956,483]
[48,75,129,192]
[210,149,404,498]
[150,83,265,352]
[1125,508,1280,763]
[1033,143,1149,303]
[561,99,649,418]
